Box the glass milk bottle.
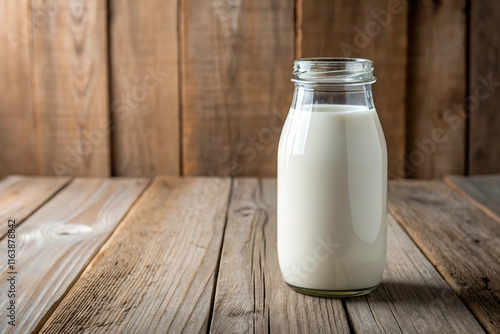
[277,58,387,297]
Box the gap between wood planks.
[177,0,184,177]
[294,0,303,59]
[31,178,153,333]
[340,298,355,334]
[206,178,234,332]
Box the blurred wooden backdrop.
[0,0,499,179]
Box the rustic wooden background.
[0,0,498,179]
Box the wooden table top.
[0,175,499,333]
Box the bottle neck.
[291,83,375,110]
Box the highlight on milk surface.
[277,58,388,297]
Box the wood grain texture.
[41,177,231,333]
[445,175,500,224]
[345,215,484,334]
[469,1,500,174]
[0,177,148,334]
[211,178,350,333]
[406,0,466,178]
[388,180,500,333]
[109,0,180,177]
[0,1,37,177]
[0,175,70,238]
[181,0,294,176]
[31,0,110,177]
[299,0,408,178]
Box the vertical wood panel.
[299,0,408,178]
[406,0,466,179]
[181,0,295,176]
[31,0,110,177]
[0,1,37,176]
[469,1,500,174]
[110,0,180,177]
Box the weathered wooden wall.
[0,0,498,178]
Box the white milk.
[277,104,387,291]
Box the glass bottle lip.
[292,58,376,85]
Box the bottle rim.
[292,58,376,85]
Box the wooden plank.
[181,0,294,176]
[109,0,180,177]
[406,0,466,178]
[40,177,231,333]
[345,215,484,333]
[445,175,500,224]
[0,1,37,177]
[0,177,148,333]
[211,179,350,333]
[0,175,70,238]
[388,180,500,333]
[469,1,500,174]
[31,0,110,177]
[299,0,408,178]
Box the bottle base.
[287,283,378,298]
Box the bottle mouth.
[292,58,376,85]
